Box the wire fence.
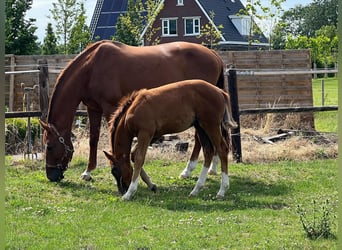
[4,66,338,159]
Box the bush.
[5,118,41,154]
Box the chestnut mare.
[104,79,237,200]
[39,40,227,182]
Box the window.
[241,18,250,36]
[162,18,178,36]
[230,15,251,36]
[184,17,200,36]
[177,0,184,6]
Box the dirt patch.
[72,121,337,167]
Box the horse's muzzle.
[46,166,65,182]
[111,167,129,195]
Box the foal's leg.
[122,133,151,201]
[179,131,201,178]
[189,143,214,197]
[132,142,157,192]
[140,169,157,192]
[180,131,219,178]
[208,155,219,175]
[81,109,102,181]
[212,135,230,198]
[196,125,230,198]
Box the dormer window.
[229,15,251,36]
[177,0,184,6]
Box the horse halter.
[46,123,74,171]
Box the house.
[89,0,269,50]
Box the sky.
[27,0,313,43]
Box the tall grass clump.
[297,199,336,240]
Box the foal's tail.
[222,92,238,129]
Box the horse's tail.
[222,92,238,129]
[210,49,225,91]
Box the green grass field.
[5,77,338,249]
[312,77,338,132]
[5,156,338,249]
[312,77,338,106]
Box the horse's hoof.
[216,193,225,199]
[189,191,198,197]
[80,172,92,181]
[208,170,218,176]
[122,194,131,201]
[151,184,157,193]
[179,171,190,179]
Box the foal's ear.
[103,150,115,162]
[39,119,50,131]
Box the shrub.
[5,118,41,154]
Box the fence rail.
[5,106,337,119]
[4,68,338,76]
[5,110,88,119]
[239,105,338,115]
[4,62,338,162]
[234,69,338,76]
[5,70,40,75]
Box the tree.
[143,0,163,46]
[42,23,59,55]
[68,3,91,54]
[113,0,144,46]
[271,22,287,49]
[113,0,162,46]
[5,0,40,54]
[239,0,285,49]
[49,0,80,54]
[197,11,223,49]
[285,25,338,68]
[264,0,286,48]
[279,0,337,37]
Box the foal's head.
[103,151,132,195]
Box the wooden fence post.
[9,55,15,111]
[227,65,242,163]
[38,59,49,122]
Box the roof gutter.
[219,41,270,46]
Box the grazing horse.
[39,40,227,182]
[103,79,237,200]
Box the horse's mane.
[47,40,110,122]
[108,90,144,148]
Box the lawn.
[312,77,338,132]
[4,77,338,249]
[312,77,338,106]
[5,156,338,249]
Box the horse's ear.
[103,150,115,162]
[39,119,50,131]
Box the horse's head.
[40,120,74,182]
[103,151,132,195]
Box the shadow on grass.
[12,161,291,212]
[39,168,291,212]
[132,175,292,212]
[54,180,114,196]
